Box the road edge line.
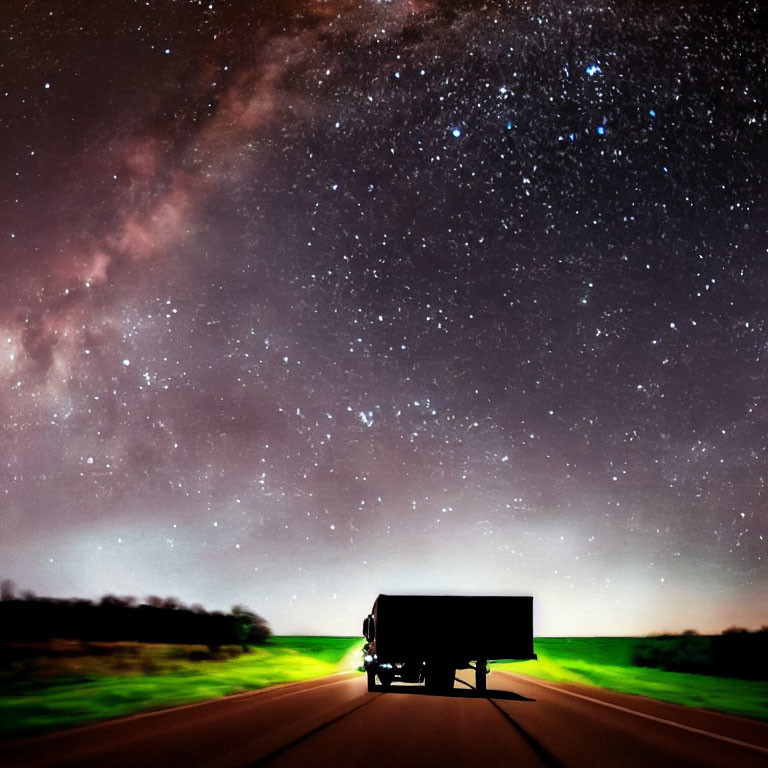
[497,672,768,756]
[0,673,360,747]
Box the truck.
[362,594,536,693]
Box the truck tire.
[367,668,376,691]
[377,668,394,688]
[475,661,487,694]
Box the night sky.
[1,0,766,636]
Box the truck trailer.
[362,594,536,693]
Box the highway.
[2,671,767,767]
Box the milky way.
[1,0,766,635]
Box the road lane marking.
[499,673,768,756]
[249,676,362,704]
[250,694,380,766]
[485,696,565,768]
[118,673,357,716]
[150,674,359,714]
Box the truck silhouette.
[362,594,536,693]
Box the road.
[2,671,767,767]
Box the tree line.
[633,627,768,680]
[0,581,270,651]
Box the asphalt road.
[2,671,767,768]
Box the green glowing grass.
[5,636,765,740]
[494,638,768,721]
[0,637,362,740]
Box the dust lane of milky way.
[0,0,766,634]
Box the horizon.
[3,583,764,638]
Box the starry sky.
[1,0,766,636]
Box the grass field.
[494,638,768,721]
[3,635,766,740]
[0,636,362,740]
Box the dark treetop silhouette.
[0,586,271,651]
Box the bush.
[633,630,768,680]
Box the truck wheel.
[367,668,376,691]
[378,668,394,688]
[475,661,487,694]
